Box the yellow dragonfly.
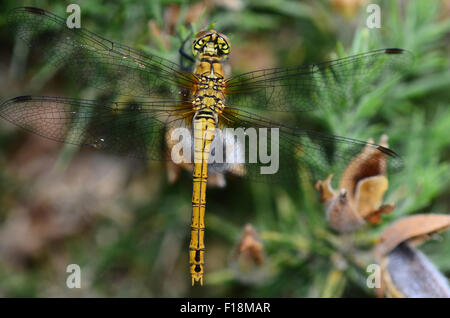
[1,7,412,285]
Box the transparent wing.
[225,48,413,112]
[0,96,402,183]
[7,7,197,99]
[0,95,193,160]
[217,106,402,183]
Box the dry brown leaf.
[315,135,393,232]
[374,213,450,260]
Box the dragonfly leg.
[178,31,195,71]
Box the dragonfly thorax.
[192,76,226,121]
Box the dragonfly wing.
[217,107,403,184]
[0,95,192,160]
[225,48,413,112]
[7,7,196,99]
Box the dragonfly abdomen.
[189,83,222,286]
[190,116,216,285]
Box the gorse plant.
[0,0,448,297]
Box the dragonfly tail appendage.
[190,117,216,286]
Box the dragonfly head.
[192,29,230,60]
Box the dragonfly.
[1,7,412,285]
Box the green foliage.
[0,0,448,297]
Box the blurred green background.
[0,0,449,297]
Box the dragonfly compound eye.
[215,34,230,58]
[192,30,230,59]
